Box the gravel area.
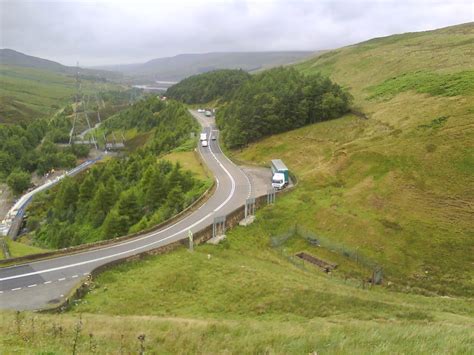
[241,166,272,198]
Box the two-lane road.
[0,110,252,310]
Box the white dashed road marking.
[27,284,37,288]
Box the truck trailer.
[271,159,289,190]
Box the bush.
[7,169,31,195]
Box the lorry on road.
[205,110,212,117]
[271,159,289,190]
[200,132,207,141]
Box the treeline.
[166,69,251,104]
[31,154,207,248]
[216,67,352,148]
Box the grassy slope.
[236,22,474,297]
[0,65,117,124]
[1,24,473,353]
[2,225,473,352]
[7,238,49,259]
[161,150,210,181]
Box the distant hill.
[0,48,72,73]
[0,49,122,124]
[0,48,121,81]
[97,51,318,82]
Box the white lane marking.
[72,275,78,278]
[27,284,37,288]
[0,135,237,283]
[83,273,89,276]
[44,281,52,284]
[214,135,252,199]
[58,278,66,281]
[12,287,21,291]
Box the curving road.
[0,110,252,310]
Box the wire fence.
[270,224,383,284]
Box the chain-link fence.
[270,224,383,284]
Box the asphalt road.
[0,110,252,310]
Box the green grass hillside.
[2,227,473,352]
[236,22,474,296]
[0,65,117,124]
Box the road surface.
[0,110,253,310]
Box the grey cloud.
[1,0,472,66]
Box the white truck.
[271,159,289,190]
[200,132,207,141]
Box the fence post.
[267,188,276,204]
[188,230,193,252]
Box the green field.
[161,149,210,181]
[0,64,118,124]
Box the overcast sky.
[1,0,472,66]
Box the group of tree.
[0,117,89,194]
[100,96,199,155]
[216,67,352,148]
[149,100,198,154]
[166,69,251,104]
[27,99,205,249]
[104,95,166,132]
[0,89,139,195]
[30,150,207,249]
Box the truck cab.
[271,159,289,190]
[272,172,286,190]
